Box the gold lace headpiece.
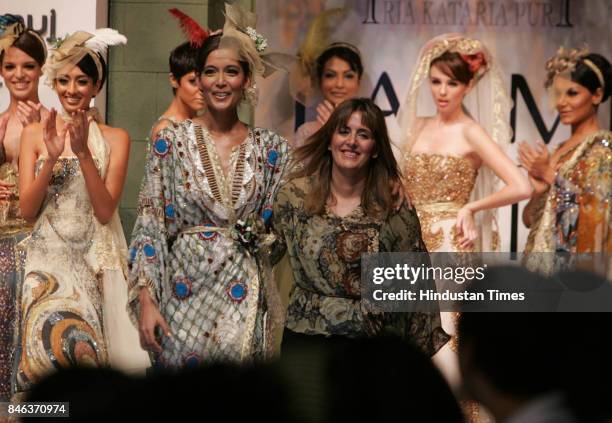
[545,46,605,90]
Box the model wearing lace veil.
[398,33,532,421]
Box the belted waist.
[413,201,464,214]
[180,225,229,236]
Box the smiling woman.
[0,13,48,402]
[128,4,291,369]
[273,97,448,353]
[293,43,363,148]
[15,28,149,395]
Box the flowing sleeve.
[259,129,292,264]
[270,182,291,266]
[126,126,179,324]
[379,205,450,356]
[577,139,611,253]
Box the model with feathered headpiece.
[128,2,292,369]
[14,27,151,395]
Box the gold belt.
[180,225,230,237]
[414,201,464,214]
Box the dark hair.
[75,52,107,88]
[198,34,250,78]
[0,30,46,67]
[169,41,203,95]
[430,51,473,84]
[573,53,611,102]
[293,97,401,218]
[316,45,363,82]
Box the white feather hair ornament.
[84,28,127,55]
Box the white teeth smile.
[342,151,358,159]
[213,93,229,99]
[65,97,81,105]
[13,82,29,89]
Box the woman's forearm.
[78,152,118,225]
[19,158,56,222]
[465,182,532,215]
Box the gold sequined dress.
[404,153,488,423]
[404,153,478,253]
[0,159,32,401]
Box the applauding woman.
[17,29,148,393]
[521,47,611,255]
[0,14,48,402]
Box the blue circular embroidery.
[197,223,217,241]
[129,247,137,263]
[173,276,192,300]
[266,149,278,167]
[227,280,247,303]
[165,203,175,219]
[261,207,273,223]
[183,353,201,368]
[154,138,169,157]
[143,243,156,259]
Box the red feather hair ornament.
[169,8,209,47]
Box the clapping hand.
[42,108,67,161]
[66,110,92,159]
[16,101,43,126]
[316,100,335,126]
[0,114,14,199]
[518,140,551,182]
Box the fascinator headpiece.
[43,28,127,88]
[217,3,292,104]
[0,14,47,60]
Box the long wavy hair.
[292,98,401,218]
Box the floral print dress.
[273,176,448,355]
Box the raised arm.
[19,110,66,222]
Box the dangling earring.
[243,83,258,106]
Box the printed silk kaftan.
[128,120,289,368]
